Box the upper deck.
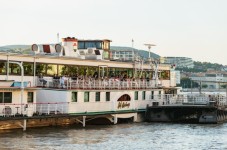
[0,52,170,70]
[0,36,175,89]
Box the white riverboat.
[0,37,180,128]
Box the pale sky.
[0,0,227,65]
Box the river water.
[0,122,227,150]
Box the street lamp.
[7,61,24,114]
[32,44,39,86]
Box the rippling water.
[0,123,227,150]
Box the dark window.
[96,92,100,102]
[78,41,85,49]
[95,42,102,49]
[134,91,138,100]
[9,63,21,75]
[85,42,96,49]
[106,92,110,101]
[27,92,34,103]
[84,92,89,102]
[0,61,6,75]
[0,92,12,103]
[23,62,34,76]
[72,92,77,102]
[159,91,161,99]
[142,91,146,100]
[151,91,154,99]
[0,92,3,103]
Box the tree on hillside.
[176,61,224,73]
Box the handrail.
[0,102,69,117]
[36,78,162,89]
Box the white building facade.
[190,73,227,89]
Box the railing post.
[62,103,64,114]
[47,103,50,115]
[40,104,42,115]
[55,103,57,114]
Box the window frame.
[95,92,100,102]
[84,92,90,102]
[72,92,78,102]
[134,91,138,100]
[106,92,110,101]
[142,91,146,100]
[0,92,12,103]
[27,92,34,103]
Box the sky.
[0,0,227,65]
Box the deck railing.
[0,102,69,117]
[36,78,163,89]
[161,94,227,107]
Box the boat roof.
[0,52,171,70]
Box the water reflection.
[0,123,227,150]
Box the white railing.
[36,78,162,89]
[0,102,69,117]
[158,94,227,107]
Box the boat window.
[159,91,161,99]
[9,63,21,75]
[142,91,146,100]
[0,61,6,75]
[0,92,12,103]
[36,63,47,75]
[85,42,96,49]
[78,41,85,49]
[87,66,98,77]
[27,92,34,103]
[159,70,170,80]
[47,64,57,76]
[84,92,89,102]
[151,91,154,99]
[103,41,110,50]
[134,91,138,100]
[23,62,34,76]
[103,51,109,59]
[106,92,110,101]
[95,92,100,102]
[72,92,77,102]
[59,65,67,76]
[95,42,102,49]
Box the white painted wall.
[35,89,165,114]
[36,90,69,103]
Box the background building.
[190,73,227,89]
[110,46,160,61]
[163,57,194,68]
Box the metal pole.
[148,47,151,58]
[20,63,24,114]
[6,54,9,80]
[9,61,24,114]
[33,56,36,87]
[226,84,227,105]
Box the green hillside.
[0,45,31,54]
